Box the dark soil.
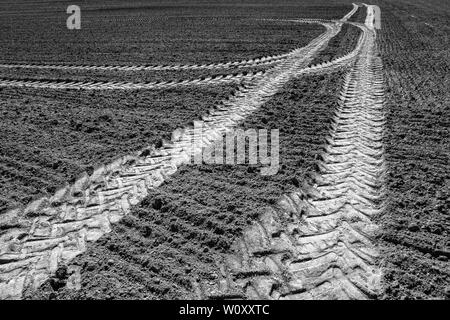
[25,71,344,300]
[0,84,237,213]
[0,1,347,66]
[0,0,329,217]
[6,0,449,301]
[372,0,450,300]
[348,4,367,23]
[310,23,362,65]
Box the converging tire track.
[0,13,350,299]
[0,54,288,72]
[195,4,386,300]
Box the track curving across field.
[0,13,350,299]
[0,4,387,300]
[195,4,386,300]
[0,71,265,91]
[0,54,288,73]
[0,20,350,91]
[0,13,356,75]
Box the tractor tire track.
[0,21,365,92]
[0,55,286,72]
[195,5,386,300]
[0,71,265,91]
[0,14,350,299]
[342,3,360,22]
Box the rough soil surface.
[25,72,343,300]
[0,1,347,65]
[0,85,237,213]
[310,23,362,65]
[372,0,450,300]
[348,4,367,23]
[0,0,327,213]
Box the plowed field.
[0,0,448,301]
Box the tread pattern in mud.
[0,85,237,212]
[1,19,346,299]
[0,1,330,66]
[29,6,384,299]
[197,17,387,300]
[0,71,264,90]
[25,70,344,300]
[0,53,291,72]
[372,0,450,300]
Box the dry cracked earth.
[0,0,448,300]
